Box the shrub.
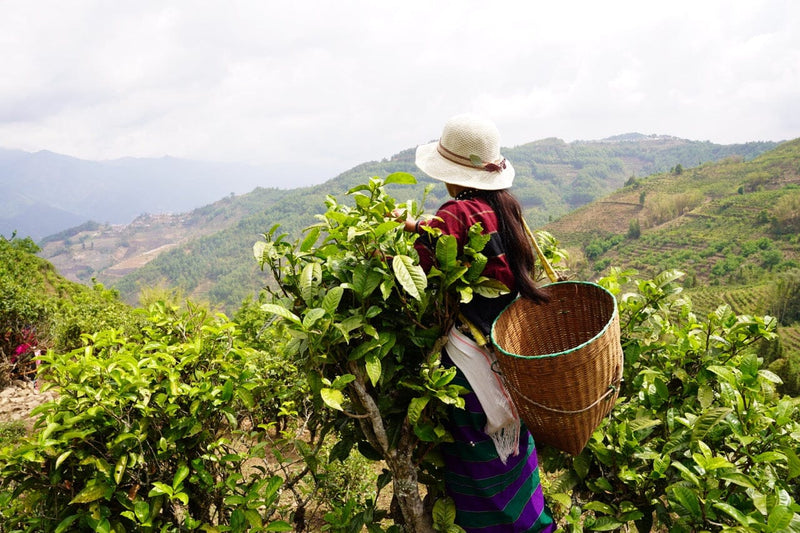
[255,174,505,530]
[0,301,293,532]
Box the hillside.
[544,138,800,366]
[545,138,799,282]
[37,135,778,312]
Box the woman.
[399,114,555,532]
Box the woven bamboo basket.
[490,281,623,456]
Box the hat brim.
[415,141,514,190]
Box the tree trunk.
[348,364,434,532]
[386,444,434,532]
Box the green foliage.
[770,191,800,235]
[627,218,641,240]
[769,270,800,326]
[0,421,26,448]
[0,301,294,532]
[1,235,141,387]
[545,267,800,531]
[255,174,501,528]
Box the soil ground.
[0,380,57,429]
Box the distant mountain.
[0,148,275,240]
[36,134,781,312]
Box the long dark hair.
[481,189,550,304]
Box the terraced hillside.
[545,140,800,285]
[544,139,800,379]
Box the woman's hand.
[390,208,417,232]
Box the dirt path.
[0,381,57,429]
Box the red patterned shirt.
[414,195,517,335]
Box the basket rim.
[489,280,619,360]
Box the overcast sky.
[1,0,798,186]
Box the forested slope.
[49,136,775,312]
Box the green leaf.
[697,384,714,409]
[413,422,438,442]
[392,254,427,301]
[590,516,626,531]
[70,480,111,504]
[331,374,356,389]
[671,485,702,518]
[373,220,399,239]
[754,451,786,464]
[573,453,591,480]
[245,509,264,528]
[694,454,733,471]
[671,461,701,488]
[629,416,662,433]
[335,316,362,342]
[148,482,173,497]
[408,397,429,425]
[465,253,488,281]
[322,286,344,315]
[253,241,267,261]
[352,264,382,299]
[54,514,80,533]
[708,365,738,386]
[768,505,794,530]
[113,454,128,484]
[758,369,783,384]
[320,388,345,411]
[473,278,510,298]
[303,307,326,329]
[173,463,190,490]
[713,502,753,527]
[265,475,283,499]
[583,501,616,515]
[432,497,457,528]
[385,172,417,185]
[435,235,458,270]
[300,226,321,252]
[785,448,800,480]
[261,303,302,326]
[718,472,756,489]
[365,353,381,387]
[55,450,73,470]
[300,262,321,303]
[691,407,731,443]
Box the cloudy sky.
[1,0,798,186]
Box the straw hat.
[415,113,515,190]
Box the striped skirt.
[441,351,555,532]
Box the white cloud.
[0,0,798,184]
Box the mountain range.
[0,148,275,241]
[23,133,781,312]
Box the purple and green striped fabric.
[441,353,555,532]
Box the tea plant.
[0,301,294,532]
[547,268,800,531]
[255,174,511,531]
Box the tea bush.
[546,268,800,531]
[0,301,294,532]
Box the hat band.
[437,142,507,173]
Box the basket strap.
[523,219,559,284]
[507,379,621,415]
